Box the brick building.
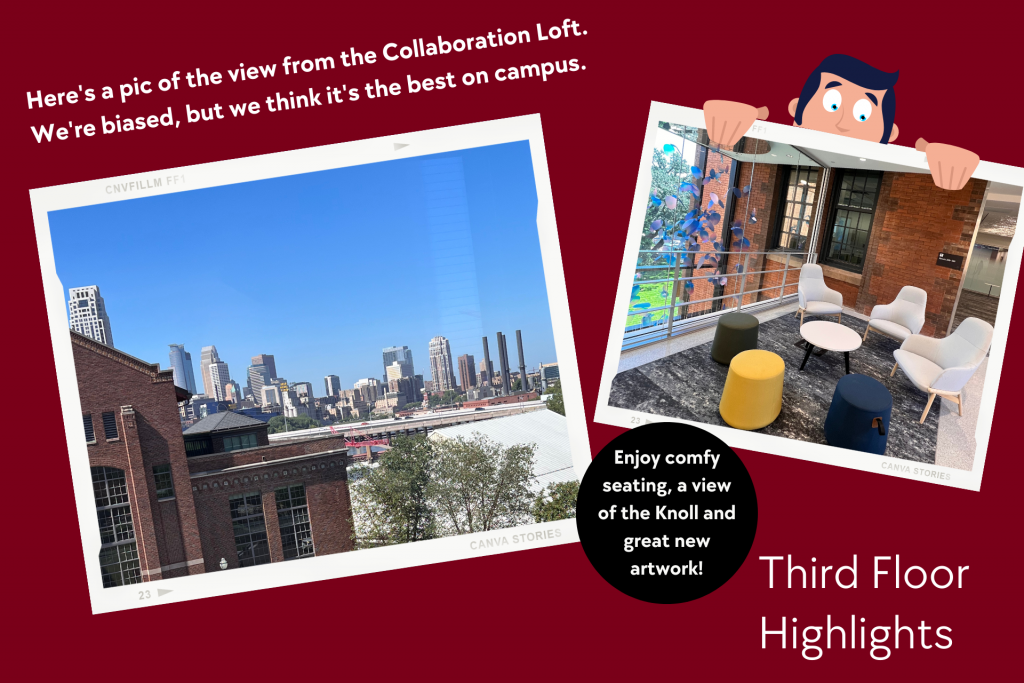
[461,392,539,409]
[668,134,987,338]
[72,331,355,587]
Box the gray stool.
[711,312,759,364]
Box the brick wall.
[73,333,205,582]
[190,453,353,572]
[855,174,984,336]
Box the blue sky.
[49,141,557,397]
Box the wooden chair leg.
[863,326,870,342]
[800,310,805,326]
[890,362,898,377]
[838,312,842,324]
[920,392,937,424]
[957,393,964,416]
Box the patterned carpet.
[608,313,939,463]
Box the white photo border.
[30,114,591,614]
[594,101,1024,493]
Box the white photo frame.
[594,101,1023,492]
[30,114,591,613]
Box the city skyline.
[47,141,557,396]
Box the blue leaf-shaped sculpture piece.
[736,264,744,274]
[749,208,757,223]
[708,212,721,225]
[650,219,662,231]
[743,185,751,195]
[663,144,676,153]
[719,276,728,286]
[731,187,742,199]
[713,241,722,251]
[690,166,703,178]
[731,226,744,237]
[742,237,751,248]
[708,192,719,206]
[642,314,652,326]
[702,177,712,186]
[651,195,662,206]
[660,287,668,299]
[684,281,694,291]
[665,195,678,210]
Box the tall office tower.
[496,332,512,396]
[457,354,477,391]
[200,346,221,398]
[428,336,457,392]
[355,378,381,403]
[247,364,272,406]
[515,330,527,393]
[68,285,115,347]
[382,346,415,384]
[324,375,342,397]
[207,360,231,401]
[386,361,410,382]
[291,381,314,401]
[478,358,494,385]
[482,336,494,387]
[251,354,277,380]
[168,344,198,394]
[223,380,242,404]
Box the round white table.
[799,320,862,374]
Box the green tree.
[267,415,321,433]
[511,377,522,392]
[350,436,436,548]
[544,381,564,416]
[428,434,535,535]
[532,480,579,522]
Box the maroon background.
[5,2,1021,678]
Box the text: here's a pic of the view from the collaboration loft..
[67,284,572,589]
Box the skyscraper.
[382,346,415,384]
[168,344,198,394]
[200,346,230,400]
[324,375,341,397]
[251,354,277,380]
[457,354,477,391]
[248,363,272,406]
[68,285,114,346]
[208,360,231,401]
[428,336,456,392]
[224,380,242,404]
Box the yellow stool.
[719,349,784,430]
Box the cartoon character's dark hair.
[795,54,899,144]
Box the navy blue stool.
[824,374,893,455]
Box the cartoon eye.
[822,90,841,112]
[852,99,872,122]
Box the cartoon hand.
[915,138,980,191]
[704,101,769,148]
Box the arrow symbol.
[157,588,173,597]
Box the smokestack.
[516,330,527,393]
[497,332,511,396]
[482,336,492,387]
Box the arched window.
[91,466,142,587]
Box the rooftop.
[429,409,576,490]
[184,411,268,435]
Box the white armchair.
[797,264,844,326]
[891,317,994,423]
[864,286,927,342]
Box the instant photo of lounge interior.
[608,123,1020,470]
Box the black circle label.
[577,423,758,604]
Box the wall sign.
[937,252,964,270]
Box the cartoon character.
[703,54,979,190]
